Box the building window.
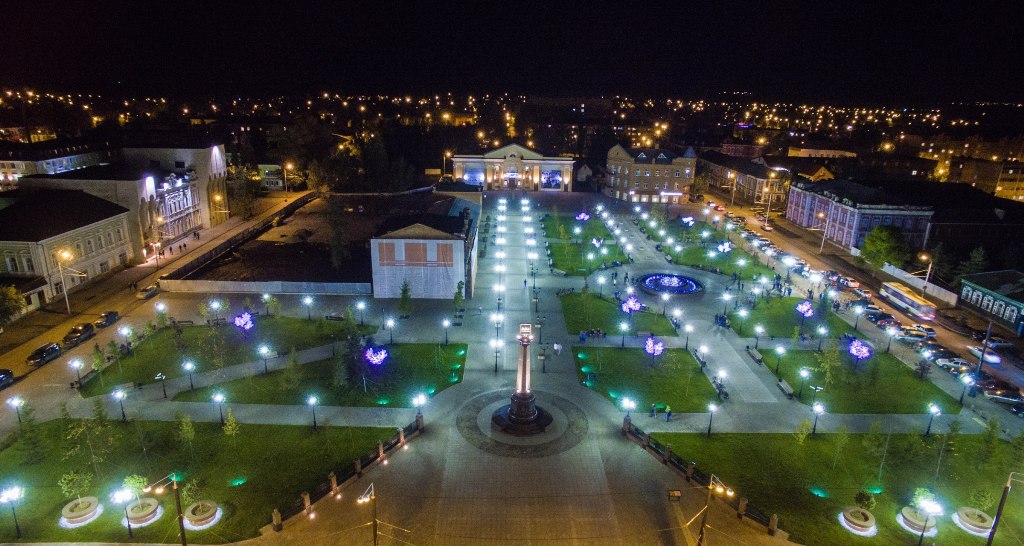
[982,295,994,312]
[23,256,33,272]
[971,291,983,306]
[655,170,660,177]
[5,257,16,272]
[675,170,680,177]
[634,182,640,188]
[993,301,1006,318]
[75,243,83,257]
[100,261,110,273]
[1006,306,1019,323]
[86,239,94,254]
[634,168,640,176]
[116,228,124,242]
[644,169,650,177]
[643,183,648,189]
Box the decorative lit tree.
[621,295,642,326]
[644,336,665,366]
[795,300,815,332]
[848,339,873,369]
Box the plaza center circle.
[637,273,704,295]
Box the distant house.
[959,270,1024,337]
[698,150,788,206]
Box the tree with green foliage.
[91,344,105,374]
[59,470,93,502]
[175,411,195,457]
[854,490,876,511]
[227,165,258,218]
[123,474,148,505]
[861,225,911,267]
[223,409,240,441]
[863,420,885,456]
[265,294,282,317]
[979,417,1000,463]
[815,345,841,385]
[793,419,811,445]
[969,488,996,511]
[181,478,202,507]
[911,488,936,512]
[398,280,413,317]
[279,347,301,391]
[926,242,955,283]
[0,285,26,327]
[453,281,465,311]
[955,246,990,280]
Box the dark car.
[866,313,894,324]
[922,348,959,361]
[1010,403,1024,418]
[62,323,95,348]
[26,342,61,366]
[984,388,1024,405]
[94,311,120,328]
[0,369,13,391]
[914,340,945,353]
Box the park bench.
[207,317,227,326]
[665,254,673,263]
[777,379,794,399]
[552,269,567,277]
[636,331,652,338]
[171,319,194,326]
[746,347,763,365]
[325,315,345,322]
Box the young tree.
[831,425,850,470]
[863,420,885,456]
[815,345,841,385]
[970,487,996,512]
[223,409,240,441]
[453,281,465,311]
[955,246,990,280]
[978,417,1000,463]
[265,294,282,317]
[793,419,812,445]
[279,347,301,392]
[398,280,413,317]
[175,411,195,457]
[861,225,911,267]
[0,285,26,327]
[181,478,202,507]
[122,474,148,505]
[854,490,876,511]
[59,470,93,502]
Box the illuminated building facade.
[452,144,573,192]
[606,144,696,204]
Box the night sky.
[2,1,1020,102]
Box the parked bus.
[879,282,936,321]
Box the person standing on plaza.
[665,406,672,422]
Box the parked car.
[866,313,894,324]
[714,204,726,211]
[1010,403,1024,418]
[62,323,95,348]
[909,324,937,338]
[94,311,120,328]
[840,277,861,289]
[895,329,928,342]
[967,345,1002,364]
[26,342,61,366]
[853,288,873,299]
[984,388,1024,405]
[0,369,13,391]
[761,224,774,231]
[984,336,1014,349]
[914,340,946,352]
[936,358,973,375]
[135,284,159,300]
[922,349,959,361]
[876,318,903,330]
[977,378,1015,392]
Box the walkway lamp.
[69,358,83,384]
[798,368,810,400]
[753,324,764,349]
[356,300,366,325]
[817,325,828,351]
[853,306,864,330]
[5,396,23,423]
[774,346,786,376]
[259,344,271,374]
[925,403,941,436]
[621,397,636,418]
[490,339,503,373]
[619,321,629,348]
[182,361,196,390]
[706,403,717,437]
[697,474,734,546]
[213,392,225,425]
[303,296,314,320]
[113,389,127,421]
[598,275,606,298]
[413,393,427,417]
[684,324,693,350]
[960,374,975,404]
[307,396,319,430]
[812,402,825,434]
[386,318,396,344]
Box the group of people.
[649,404,673,421]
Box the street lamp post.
[798,368,810,400]
[303,296,313,320]
[284,162,294,192]
[699,345,709,369]
[918,253,933,296]
[69,358,83,385]
[736,309,748,336]
[156,373,167,398]
[56,248,74,314]
[413,394,427,417]
[490,339,503,373]
[706,403,717,437]
[885,327,897,353]
[661,293,669,315]
[987,472,1024,545]
[182,361,195,390]
[684,324,693,350]
[112,488,134,538]
[262,293,271,315]
[916,499,942,546]
[620,321,629,348]
[753,324,764,349]
[817,326,828,351]
[696,474,734,546]
[598,275,606,298]
[113,389,127,422]
[491,312,503,338]
[774,346,786,376]
[356,301,366,326]
[6,397,23,423]
[213,392,225,425]
[960,375,975,404]
[357,483,378,546]
[259,345,271,374]
[722,292,732,315]
[811,402,825,434]
[853,306,864,331]
[442,318,450,345]
[386,318,396,344]
[622,397,636,418]
[307,396,318,430]
[925,403,941,436]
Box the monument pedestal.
[491,323,552,435]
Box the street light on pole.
[885,327,897,353]
[987,472,1024,545]
[798,368,810,400]
[960,375,975,404]
[182,361,196,390]
[307,395,319,430]
[56,248,74,314]
[212,392,225,424]
[925,403,941,436]
[302,295,313,320]
[736,308,748,335]
[598,275,606,298]
[853,306,864,330]
[621,397,636,418]
[491,312,504,338]
[386,318,396,344]
[721,292,732,314]
[811,402,825,434]
[357,482,378,546]
[753,324,764,349]
[684,324,693,350]
[155,372,167,398]
[112,488,134,538]
[69,358,83,385]
[619,321,629,348]
[817,325,828,351]
[259,344,271,374]
[774,346,786,376]
[356,300,366,325]
[442,318,450,345]
[412,393,427,417]
[915,499,942,546]
[112,389,127,422]
[706,403,717,437]
[490,339,503,373]
[696,474,734,546]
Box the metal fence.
[626,421,778,534]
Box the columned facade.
[453,144,573,192]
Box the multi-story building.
[452,143,574,192]
[958,270,1024,338]
[698,150,787,206]
[606,144,696,204]
[0,139,117,190]
[121,144,229,229]
[995,163,1024,201]
[0,189,133,314]
[787,145,857,158]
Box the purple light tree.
[576,212,591,221]
[848,339,872,368]
[364,347,389,366]
[233,312,254,338]
[795,300,814,331]
[644,336,665,366]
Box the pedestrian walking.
[183,243,187,250]
[665,406,672,422]
[649,404,656,418]
[523,279,528,290]
[478,306,483,316]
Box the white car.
[984,336,1014,349]
[840,277,861,288]
[895,329,928,342]
[909,324,937,338]
[967,345,1002,364]
[935,358,972,372]
[856,305,882,315]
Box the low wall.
[881,264,958,306]
[160,279,371,295]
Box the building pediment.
[483,143,544,161]
[376,223,462,240]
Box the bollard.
[397,427,406,444]
[662,444,672,464]
[737,498,748,519]
[329,472,338,493]
[416,412,425,431]
[377,440,384,459]
[622,415,631,435]
[302,491,311,514]
[354,457,363,477]
[685,462,695,481]
[768,513,779,535]
[272,508,283,531]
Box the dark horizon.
[2,1,1022,103]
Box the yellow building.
[605,144,696,204]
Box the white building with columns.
[452,143,573,192]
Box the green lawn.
[575,346,719,413]
[559,292,675,337]
[172,344,467,408]
[0,417,391,543]
[771,350,961,414]
[81,316,371,398]
[542,214,627,275]
[729,296,858,339]
[651,431,1024,546]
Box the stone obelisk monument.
[492,323,553,434]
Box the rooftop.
[19,162,170,181]
[0,138,115,162]
[961,270,1024,303]
[0,189,128,242]
[699,150,773,178]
